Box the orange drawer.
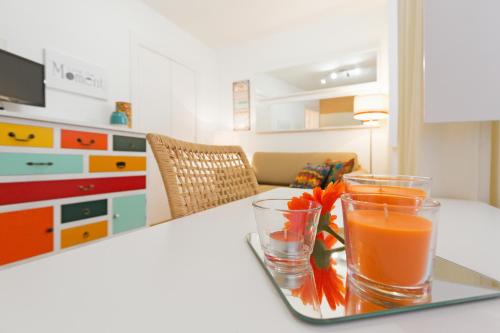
[61,129,107,150]
[61,221,108,249]
[89,155,146,172]
[0,207,53,265]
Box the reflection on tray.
[247,233,500,324]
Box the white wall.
[418,0,495,202]
[419,122,491,201]
[0,0,219,142]
[217,2,390,173]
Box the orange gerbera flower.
[287,180,347,310]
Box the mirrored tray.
[247,232,500,324]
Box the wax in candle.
[346,185,427,198]
[345,210,432,286]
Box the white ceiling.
[141,0,386,48]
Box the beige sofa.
[252,152,362,192]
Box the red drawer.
[0,176,146,205]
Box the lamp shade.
[353,94,389,121]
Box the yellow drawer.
[61,221,108,249]
[0,122,53,148]
[89,155,146,172]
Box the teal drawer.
[113,135,146,152]
[61,199,108,224]
[112,194,146,234]
[0,153,83,176]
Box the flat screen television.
[0,49,45,107]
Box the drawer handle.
[76,138,95,146]
[26,162,54,166]
[79,184,95,191]
[82,208,91,216]
[113,213,120,219]
[82,231,90,239]
[46,227,54,233]
[8,132,35,142]
[116,161,126,169]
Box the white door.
[171,62,196,142]
[134,44,172,225]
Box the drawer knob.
[113,213,120,219]
[116,161,126,169]
[46,227,54,233]
[82,231,90,239]
[26,162,54,166]
[82,208,91,216]
[8,132,35,142]
[76,138,95,146]
[79,184,95,191]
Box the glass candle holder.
[252,199,321,269]
[341,193,440,302]
[343,174,432,198]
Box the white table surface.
[0,188,499,333]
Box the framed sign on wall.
[233,80,250,131]
[44,49,107,100]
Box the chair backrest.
[147,133,259,219]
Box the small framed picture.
[233,80,250,131]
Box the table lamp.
[353,94,389,173]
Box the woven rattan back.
[147,134,259,219]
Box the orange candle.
[346,184,427,198]
[345,210,432,286]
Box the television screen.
[0,49,45,107]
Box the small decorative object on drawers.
[0,111,147,268]
[116,101,132,128]
[110,110,128,127]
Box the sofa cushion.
[324,158,355,186]
[252,152,360,186]
[290,163,332,189]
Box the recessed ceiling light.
[320,79,327,85]
[330,72,338,80]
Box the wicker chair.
[147,134,259,219]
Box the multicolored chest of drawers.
[0,113,148,267]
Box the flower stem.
[325,225,345,245]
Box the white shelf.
[256,123,379,134]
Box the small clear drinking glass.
[252,199,322,270]
[341,193,441,304]
[343,174,432,198]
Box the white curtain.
[397,0,423,175]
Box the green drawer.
[113,135,146,152]
[0,153,83,176]
[61,199,108,224]
[112,194,146,234]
